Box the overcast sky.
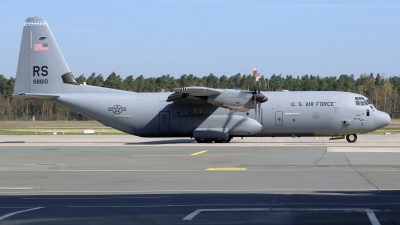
[1,0,399,79]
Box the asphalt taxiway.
[0,135,399,224]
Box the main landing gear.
[346,134,357,143]
[195,137,232,143]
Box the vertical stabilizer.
[14,16,77,95]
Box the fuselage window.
[366,109,370,116]
[356,101,360,105]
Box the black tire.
[213,136,232,143]
[346,134,357,143]
[195,138,212,143]
[195,138,204,143]
[214,139,227,143]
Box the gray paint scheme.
[13,17,391,142]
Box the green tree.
[269,74,284,91]
[178,74,188,87]
[283,75,295,91]
[200,76,207,87]
[75,74,86,84]
[308,75,319,91]
[104,72,123,89]
[144,77,157,92]
[123,75,136,91]
[136,75,145,92]
[206,73,219,88]
[375,73,384,86]
[319,77,328,91]
[92,74,104,87]
[228,73,242,89]
[336,74,355,92]
[0,75,9,96]
[85,72,97,85]
[300,74,310,91]
[219,75,228,88]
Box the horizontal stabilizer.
[13,92,60,100]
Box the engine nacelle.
[207,90,254,112]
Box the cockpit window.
[355,97,370,106]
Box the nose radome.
[373,111,391,130]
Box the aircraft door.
[181,115,193,135]
[159,111,170,132]
[361,109,371,127]
[275,111,283,126]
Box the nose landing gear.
[346,134,357,143]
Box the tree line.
[1,72,399,121]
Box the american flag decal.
[34,43,48,52]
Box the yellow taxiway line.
[190,150,208,156]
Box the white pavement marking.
[68,203,271,208]
[0,187,37,190]
[366,210,381,225]
[183,208,271,220]
[22,196,169,200]
[328,147,400,152]
[0,207,43,221]
[182,208,381,221]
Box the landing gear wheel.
[214,139,227,143]
[213,136,232,143]
[195,138,212,143]
[346,134,357,143]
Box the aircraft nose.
[373,111,391,130]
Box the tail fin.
[14,16,77,96]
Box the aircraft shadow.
[124,138,196,145]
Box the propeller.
[252,68,268,121]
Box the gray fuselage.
[54,85,388,138]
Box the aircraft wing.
[167,86,221,102]
[167,86,267,113]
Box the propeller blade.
[255,101,258,118]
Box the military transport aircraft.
[13,17,391,143]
